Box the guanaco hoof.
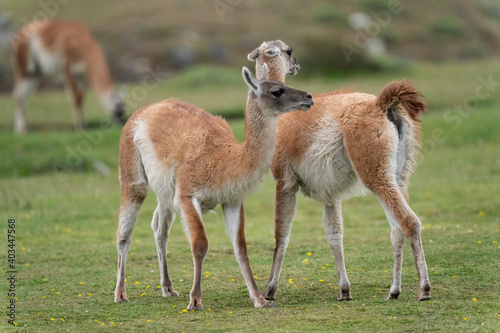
[115,294,129,303]
[385,293,400,300]
[262,301,276,308]
[187,304,204,311]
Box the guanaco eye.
[286,49,292,56]
[271,88,285,98]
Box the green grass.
[1,60,500,332]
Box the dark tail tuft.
[377,80,426,122]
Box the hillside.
[0,0,499,90]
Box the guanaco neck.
[256,60,286,84]
[83,42,117,110]
[235,93,277,178]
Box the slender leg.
[63,63,85,131]
[13,78,38,134]
[179,196,208,311]
[385,224,404,300]
[264,179,298,301]
[376,186,431,301]
[115,196,145,303]
[151,201,178,297]
[323,201,352,301]
[222,202,274,308]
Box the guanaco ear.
[264,46,280,57]
[258,63,269,81]
[242,67,259,94]
[247,47,259,61]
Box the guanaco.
[248,41,431,302]
[11,19,124,133]
[114,65,314,310]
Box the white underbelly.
[293,118,366,204]
[29,35,62,76]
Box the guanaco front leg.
[264,179,298,301]
[323,201,352,301]
[63,61,85,131]
[179,196,208,311]
[222,202,274,308]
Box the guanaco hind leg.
[115,198,144,303]
[375,185,431,301]
[13,78,38,134]
[151,200,178,297]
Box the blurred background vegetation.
[0,0,499,92]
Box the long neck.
[256,58,286,84]
[84,42,116,110]
[235,93,277,178]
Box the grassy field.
[1,60,500,332]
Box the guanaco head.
[247,40,300,82]
[242,64,313,117]
[110,91,126,125]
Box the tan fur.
[248,40,300,82]
[11,19,124,133]
[250,41,431,302]
[114,67,313,310]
